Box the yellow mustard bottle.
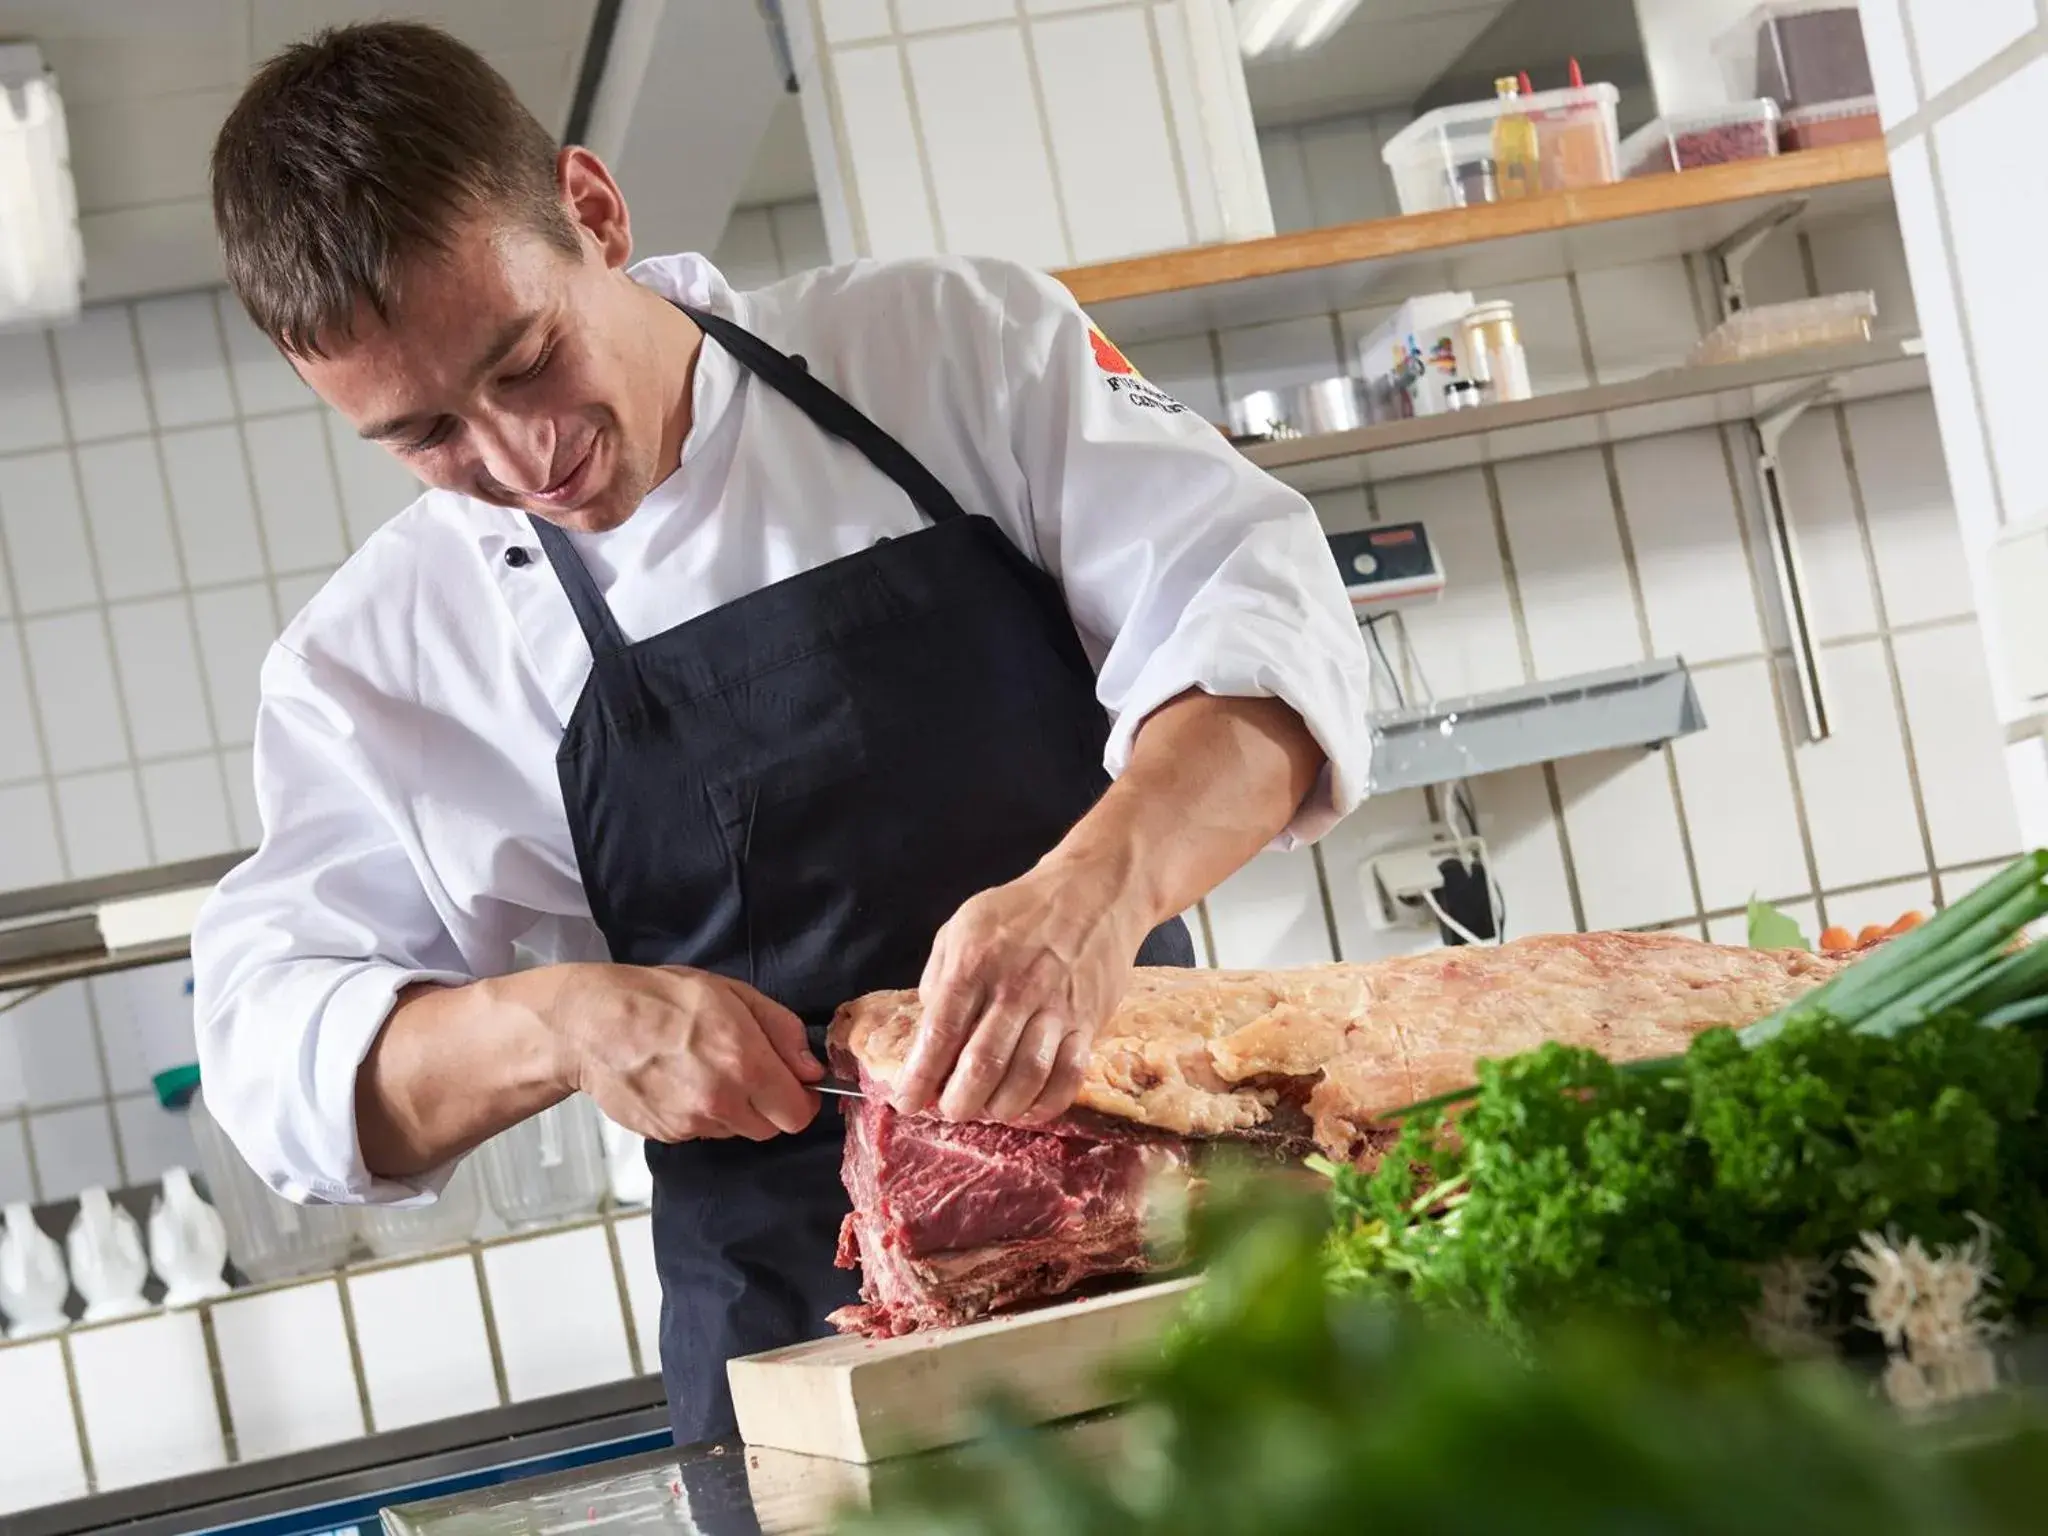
[1492,75,1540,201]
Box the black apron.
[529,305,1195,1446]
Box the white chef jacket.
[190,251,1374,1206]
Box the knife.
[812,1073,865,1099]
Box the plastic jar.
[1460,302,1532,404]
[352,1156,485,1260]
[477,1095,609,1229]
[189,1089,357,1282]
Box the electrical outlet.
[1364,831,1489,929]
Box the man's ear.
[558,146,633,270]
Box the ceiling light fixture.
[0,43,83,329]
[1232,0,1367,58]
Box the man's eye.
[511,343,554,385]
[406,419,454,454]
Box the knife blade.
[812,1073,865,1099]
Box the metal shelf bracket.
[1750,377,1837,744]
[1708,199,1807,317]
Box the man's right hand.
[547,965,823,1143]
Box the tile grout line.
[1136,0,1201,252]
[224,289,358,591]
[805,0,877,260]
[123,301,240,873]
[832,0,1141,51]
[0,404,336,465]
[1883,21,2042,147]
[600,1211,646,1379]
[1889,0,2016,534]
[38,322,143,1184]
[469,1247,513,1408]
[195,1300,241,1464]
[885,4,954,257]
[1193,897,1218,967]
[1306,842,1344,962]
[333,1270,379,1435]
[1572,271,1708,933]
[1479,458,1588,931]
[56,1329,97,1495]
[1011,3,1081,269]
[1826,395,1947,905]
[0,398,70,913]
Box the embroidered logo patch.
[1089,325,1138,377]
[1088,323,1188,415]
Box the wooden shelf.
[1247,334,1927,493]
[1054,141,1891,343]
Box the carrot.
[1858,924,1888,946]
[1887,911,1925,936]
[1819,926,1855,953]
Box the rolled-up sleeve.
[190,645,473,1206]
[993,263,1375,846]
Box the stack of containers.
[1716,2,1879,151]
[1381,79,1620,216]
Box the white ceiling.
[0,0,598,302]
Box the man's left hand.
[891,860,1151,1125]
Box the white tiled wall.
[1108,186,2015,967]
[0,1206,662,1516]
[0,290,417,897]
[794,0,1268,266]
[1855,0,2048,849]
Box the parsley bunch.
[1323,851,2048,1343]
[841,1183,2048,1536]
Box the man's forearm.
[1044,690,1326,933]
[355,968,575,1180]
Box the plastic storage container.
[353,1156,485,1259]
[1686,291,1877,365]
[189,1088,357,1281]
[1780,96,1881,150]
[1718,2,1873,111]
[1382,83,1620,216]
[477,1095,608,1229]
[1622,101,1781,177]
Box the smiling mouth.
[529,437,598,508]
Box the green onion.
[1848,949,2009,1037]
[1738,854,2048,1046]
[1982,995,2048,1030]
[1819,852,2048,1016]
[1940,936,2048,1017]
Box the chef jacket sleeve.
[990,261,1374,846]
[189,644,478,1207]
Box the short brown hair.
[211,21,581,357]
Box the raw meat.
[827,932,1841,1335]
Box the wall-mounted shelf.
[0,853,247,995]
[1250,335,1926,493]
[1365,656,1705,794]
[1055,141,1890,343]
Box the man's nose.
[473,414,558,494]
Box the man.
[192,21,1372,1445]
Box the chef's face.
[292,150,677,534]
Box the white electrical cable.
[1422,885,1498,948]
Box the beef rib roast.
[824,932,1842,1337]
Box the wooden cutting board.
[727,1276,1199,1464]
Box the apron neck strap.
[527,515,628,654]
[525,299,975,658]
[676,302,967,526]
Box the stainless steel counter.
[379,1413,1138,1536]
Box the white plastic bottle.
[66,1188,151,1323]
[148,1167,231,1306]
[0,1202,71,1338]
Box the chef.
[192,21,1373,1445]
